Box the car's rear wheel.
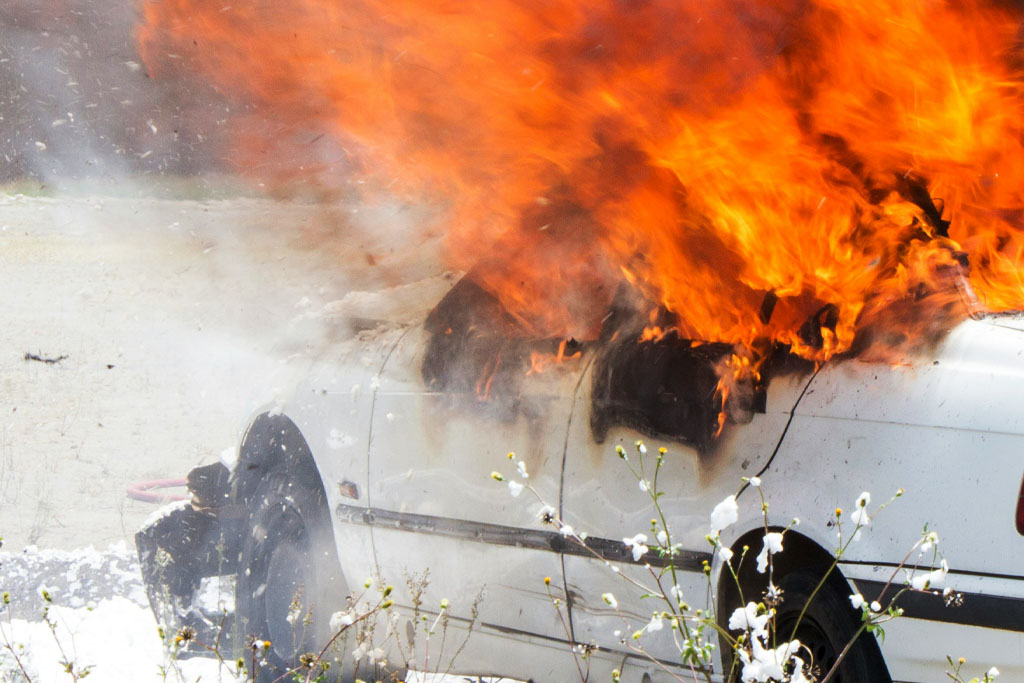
[774,568,890,683]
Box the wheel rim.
[781,615,840,682]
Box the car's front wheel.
[236,468,345,682]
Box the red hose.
[126,478,189,503]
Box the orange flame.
[714,352,763,437]
[528,339,583,375]
[137,0,1024,359]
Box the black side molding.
[857,579,1024,633]
[336,503,711,572]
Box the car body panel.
[757,317,1024,680]
[366,325,581,674]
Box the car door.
[559,341,812,676]
[366,320,586,668]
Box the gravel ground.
[0,190,443,551]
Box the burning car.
[130,0,1024,680]
[135,267,1024,683]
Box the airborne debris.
[23,352,68,365]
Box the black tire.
[774,568,890,683]
[236,468,347,682]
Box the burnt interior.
[422,274,823,452]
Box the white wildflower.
[647,613,664,632]
[718,545,734,563]
[516,460,529,479]
[739,634,801,682]
[755,532,784,574]
[849,593,865,609]
[602,593,618,609]
[639,479,649,492]
[559,524,575,537]
[710,495,739,535]
[789,655,813,683]
[508,480,524,497]
[749,476,761,487]
[870,601,882,612]
[670,584,684,604]
[330,610,355,632]
[850,494,871,540]
[920,531,939,553]
[623,533,649,561]
[286,602,301,624]
[850,505,870,527]
[656,529,668,547]
[988,667,1000,679]
[728,602,770,639]
[910,563,948,590]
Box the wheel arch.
[717,528,841,610]
[716,527,890,679]
[235,411,327,505]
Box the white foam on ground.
[0,598,233,683]
[0,546,514,682]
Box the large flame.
[137,0,1024,360]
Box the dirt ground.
[0,189,446,551]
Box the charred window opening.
[421,276,827,451]
[590,331,734,453]
[591,282,784,453]
[422,275,586,413]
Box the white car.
[137,276,1024,683]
